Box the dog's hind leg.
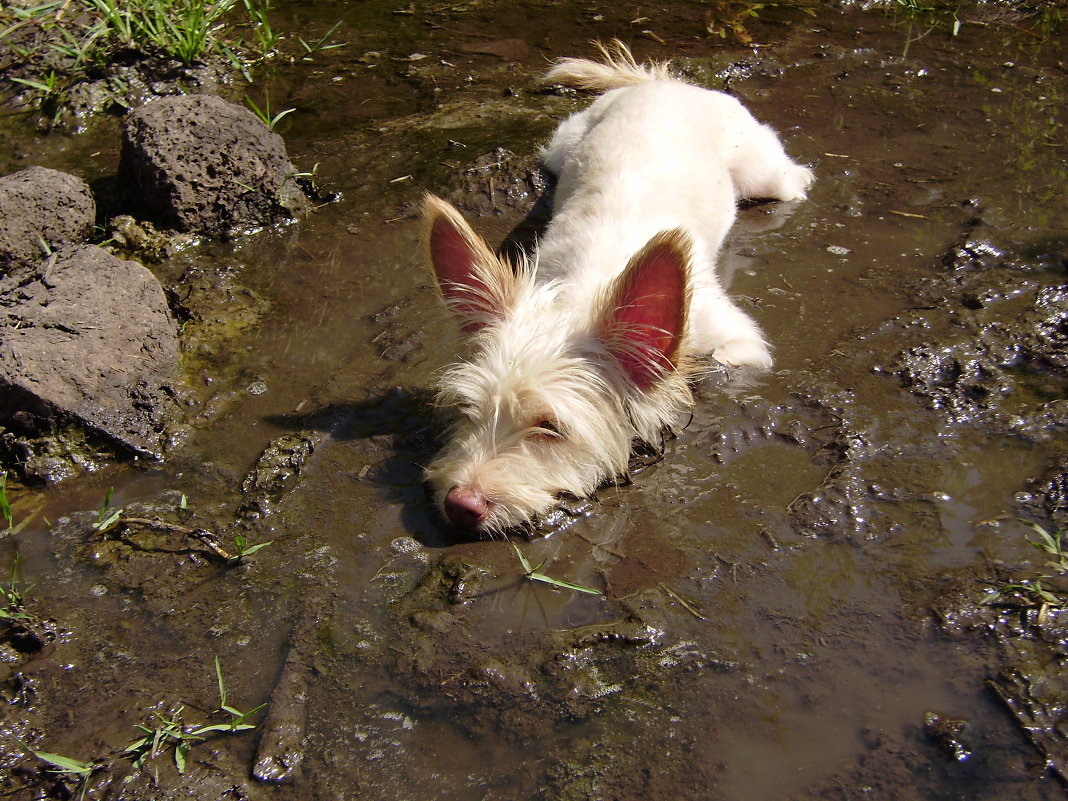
[538,89,624,177]
[539,109,598,177]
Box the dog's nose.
[444,486,489,529]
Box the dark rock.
[119,94,310,236]
[0,167,96,274]
[1025,454,1068,529]
[941,237,1009,272]
[239,433,318,520]
[923,710,972,762]
[0,245,179,478]
[1026,285,1068,368]
[988,666,1068,785]
[891,342,1013,426]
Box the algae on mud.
[0,87,320,483]
[1,2,1068,800]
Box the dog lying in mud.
[422,41,813,536]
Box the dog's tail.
[541,40,672,92]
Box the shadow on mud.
[262,388,461,546]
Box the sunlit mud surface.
[2,3,1066,799]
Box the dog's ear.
[423,194,515,332]
[598,229,691,390]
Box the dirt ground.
[0,2,1066,800]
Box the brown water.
[2,2,1067,800]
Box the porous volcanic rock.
[0,166,96,274]
[0,245,180,480]
[119,94,309,236]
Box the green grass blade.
[190,723,231,735]
[0,472,12,529]
[513,543,601,594]
[529,572,602,595]
[124,736,150,752]
[270,108,295,127]
[11,76,54,93]
[238,540,273,557]
[94,509,122,533]
[1024,521,1058,552]
[215,655,226,709]
[511,543,532,574]
[191,721,256,735]
[174,742,189,773]
[91,486,122,532]
[230,701,267,726]
[244,95,266,123]
[32,751,94,776]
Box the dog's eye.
[529,419,563,441]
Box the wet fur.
[423,41,814,536]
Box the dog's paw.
[778,164,816,201]
[713,339,773,369]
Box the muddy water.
[3,2,1068,800]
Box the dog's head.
[422,195,693,536]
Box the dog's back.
[536,42,812,368]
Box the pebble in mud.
[239,433,318,519]
[923,711,973,762]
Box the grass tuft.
[244,92,294,130]
[0,554,33,622]
[123,656,265,775]
[0,0,346,113]
[981,521,1067,612]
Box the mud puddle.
[2,2,1067,800]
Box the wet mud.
[1,2,1067,800]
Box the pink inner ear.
[610,241,687,389]
[429,214,485,332]
[430,215,474,300]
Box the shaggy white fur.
[423,41,814,535]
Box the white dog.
[422,42,813,535]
